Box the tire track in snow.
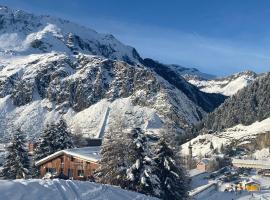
[54,180,69,200]
[66,180,81,200]
[81,183,108,199]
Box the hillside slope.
[200,72,270,132]
[0,53,206,139]
[143,59,226,112]
[181,117,270,158]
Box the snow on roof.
[35,146,101,166]
[246,181,260,185]
[199,158,210,165]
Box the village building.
[232,158,270,170]
[196,158,210,172]
[35,146,100,180]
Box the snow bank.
[0,179,158,200]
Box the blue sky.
[1,0,270,76]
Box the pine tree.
[33,118,74,177]
[35,118,74,161]
[54,118,74,150]
[34,123,57,161]
[95,116,132,188]
[1,128,29,179]
[126,128,160,197]
[154,138,189,200]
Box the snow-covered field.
[0,179,157,200]
[181,117,270,157]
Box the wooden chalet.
[35,146,100,181]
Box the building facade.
[196,159,210,172]
[35,147,100,180]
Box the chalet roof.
[35,146,101,166]
[198,158,210,165]
[246,181,260,186]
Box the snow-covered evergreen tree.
[126,128,160,197]
[154,137,189,200]
[54,118,74,150]
[34,118,74,161]
[95,117,131,187]
[33,119,74,177]
[34,123,57,161]
[1,128,29,179]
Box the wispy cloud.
[84,18,270,76]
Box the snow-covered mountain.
[0,53,204,138]
[182,72,270,157]
[0,6,141,64]
[0,6,227,140]
[200,72,270,132]
[187,71,258,96]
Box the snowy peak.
[188,70,258,96]
[0,6,142,63]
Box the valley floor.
[0,179,157,200]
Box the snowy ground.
[191,170,270,200]
[0,179,157,200]
[181,117,270,158]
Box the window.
[77,170,84,177]
[46,168,57,174]
[71,157,74,162]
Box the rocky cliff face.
[0,52,207,139]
